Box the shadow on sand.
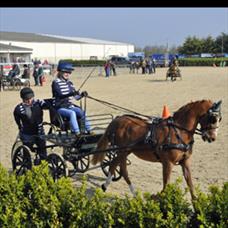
[71,172,107,197]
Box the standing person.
[141,59,146,74]
[33,61,44,86]
[13,87,48,161]
[110,61,117,76]
[152,58,156,73]
[104,60,111,77]
[51,62,91,136]
[148,59,153,74]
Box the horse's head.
[198,100,222,143]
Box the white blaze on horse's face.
[200,102,222,143]
[202,114,221,143]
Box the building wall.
[0,40,134,63]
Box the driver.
[51,61,91,136]
[8,64,20,85]
[8,64,20,78]
[13,87,48,161]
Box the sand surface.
[0,66,227,197]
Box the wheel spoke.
[47,153,68,180]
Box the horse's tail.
[91,131,110,165]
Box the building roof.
[0,31,84,43]
[0,31,133,46]
[0,42,33,53]
[40,33,133,45]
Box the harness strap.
[160,141,194,152]
[146,117,195,154]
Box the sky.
[0,8,227,48]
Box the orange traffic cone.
[162,105,171,119]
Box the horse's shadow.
[71,173,107,196]
[146,79,167,83]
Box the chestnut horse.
[91,100,222,199]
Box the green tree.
[214,32,228,54]
[178,36,203,55]
[201,36,217,53]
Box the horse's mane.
[173,99,212,119]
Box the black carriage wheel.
[2,81,10,91]
[12,145,32,176]
[47,153,68,181]
[101,150,122,182]
[24,80,30,87]
[75,155,90,173]
[13,79,21,90]
[11,139,23,161]
[171,75,176,81]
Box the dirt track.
[0,66,227,197]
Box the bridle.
[197,100,222,137]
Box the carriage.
[166,65,182,81]
[11,98,122,181]
[11,96,222,199]
[0,74,30,91]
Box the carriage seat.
[45,98,82,132]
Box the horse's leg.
[102,172,113,192]
[162,160,174,191]
[120,157,136,196]
[101,154,124,192]
[180,158,196,200]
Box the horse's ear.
[213,100,222,112]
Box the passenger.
[21,64,30,79]
[51,62,91,136]
[13,87,48,161]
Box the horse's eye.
[208,115,217,124]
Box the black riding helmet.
[20,87,34,100]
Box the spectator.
[104,60,111,77]
[129,61,136,74]
[141,59,146,74]
[152,58,156,73]
[110,61,117,76]
[33,61,44,86]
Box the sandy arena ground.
[0,66,227,198]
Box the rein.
[87,95,153,119]
[87,95,206,138]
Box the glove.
[73,90,80,96]
[81,91,88,97]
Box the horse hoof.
[151,194,159,201]
[101,184,107,192]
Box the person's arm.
[39,99,51,110]
[52,80,79,99]
[13,106,22,131]
[69,82,88,100]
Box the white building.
[0,31,134,64]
